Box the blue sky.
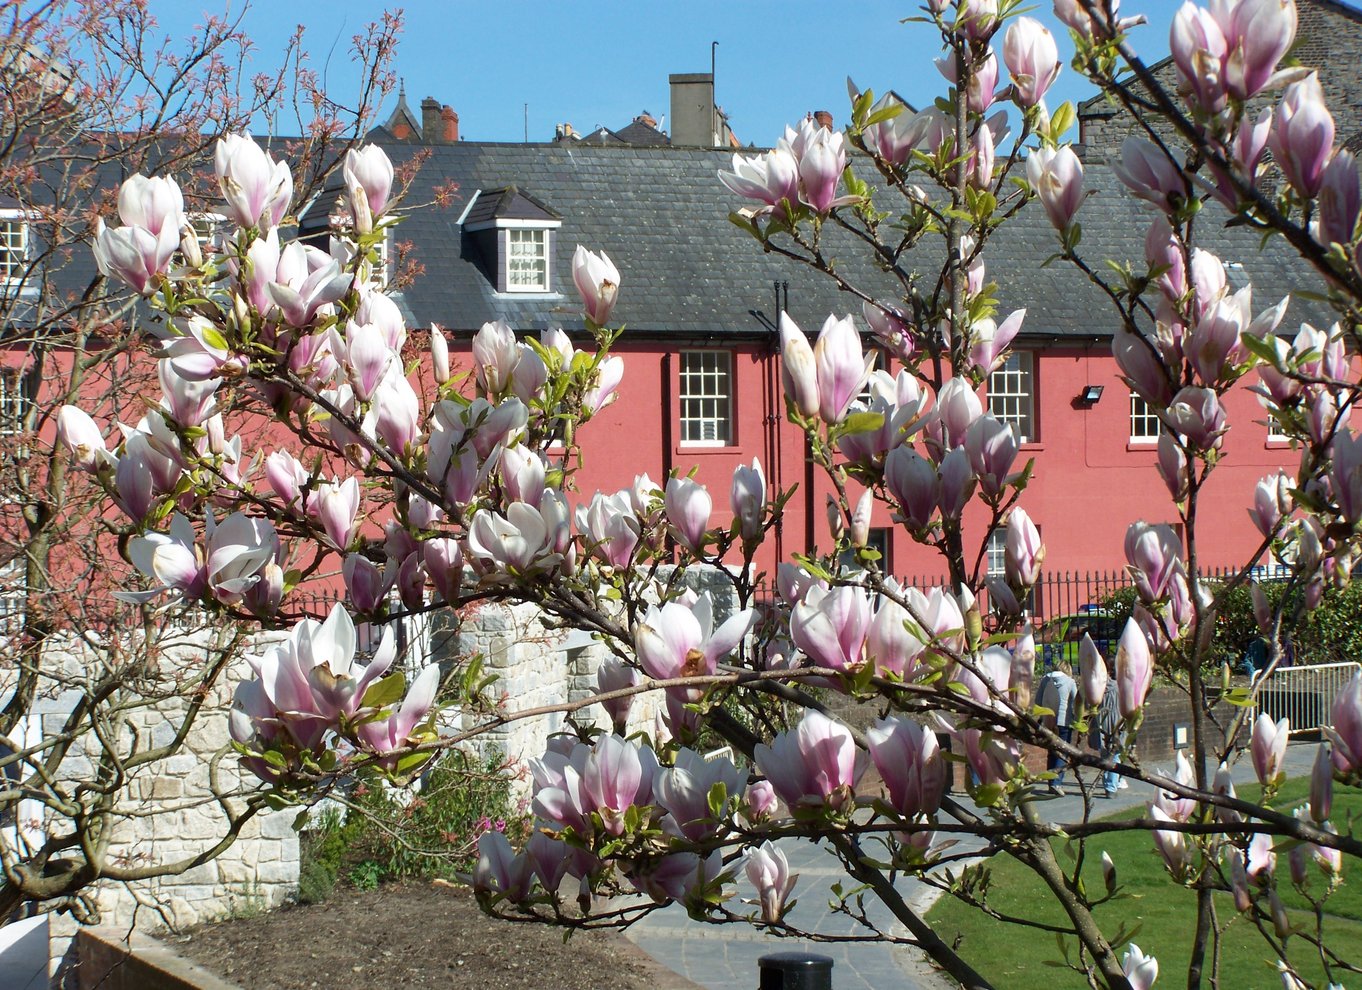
[150,0,1186,145]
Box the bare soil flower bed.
[176,881,697,990]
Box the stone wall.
[6,629,299,975]
[437,565,742,797]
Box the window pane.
[1129,391,1162,441]
[679,351,732,444]
[0,220,27,282]
[0,368,27,434]
[508,228,547,290]
[988,352,1034,442]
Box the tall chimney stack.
[669,73,717,147]
[440,105,459,143]
[420,97,441,142]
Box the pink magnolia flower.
[215,133,293,230]
[1004,17,1061,107]
[1269,74,1335,199]
[356,663,440,756]
[1248,712,1290,787]
[56,406,109,473]
[1114,325,1175,407]
[968,310,1025,375]
[867,586,927,679]
[595,656,640,732]
[746,780,778,821]
[664,476,712,553]
[472,320,520,396]
[719,147,800,216]
[467,495,570,578]
[863,300,916,362]
[654,747,746,841]
[1125,522,1185,602]
[267,242,352,327]
[1325,670,1362,776]
[1158,434,1189,502]
[1004,508,1043,588]
[1170,2,1230,113]
[1251,472,1293,537]
[791,585,872,674]
[585,734,658,834]
[1318,150,1361,247]
[313,477,361,550]
[1114,137,1187,210]
[343,145,394,227]
[778,313,821,419]
[865,715,946,818]
[1026,146,1085,231]
[572,246,621,325]
[576,490,641,568]
[885,446,938,530]
[473,830,533,903]
[344,553,391,613]
[582,355,624,417]
[813,314,874,425]
[1115,618,1155,717]
[1330,428,1362,524]
[934,378,984,448]
[1163,386,1229,450]
[731,459,767,543]
[1312,741,1333,822]
[744,841,798,924]
[1122,943,1159,990]
[788,119,852,213]
[634,593,755,687]
[754,709,865,813]
[1078,633,1108,706]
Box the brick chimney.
[634,111,657,128]
[813,109,834,131]
[440,105,459,143]
[420,97,440,142]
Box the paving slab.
[625,741,1322,989]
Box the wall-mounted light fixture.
[1173,723,1190,749]
[1079,384,1105,404]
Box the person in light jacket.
[1036,659,1077,794]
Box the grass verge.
[924,776,1360,988]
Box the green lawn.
[925,777,1361,988]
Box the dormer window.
[461,187,562,295]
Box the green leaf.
[360,671,407,710]
[840,410,886,436]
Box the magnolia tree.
[52,0,1362,985]
[0,0,404,922]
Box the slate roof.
[372,138,1328,343]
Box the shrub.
[294,748,529,902]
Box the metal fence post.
[758,951,834,990]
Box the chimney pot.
[813,110,834,131]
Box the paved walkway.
[625,742,1321,989]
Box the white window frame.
[0,368,29,436]
[0,211,30,287]
[506,227,549,292]
[1266,411,1291,443]
[988,351,1034,443]
[1129,391,1163,443]
[679,350,733,446]
[985,528,1007,578]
